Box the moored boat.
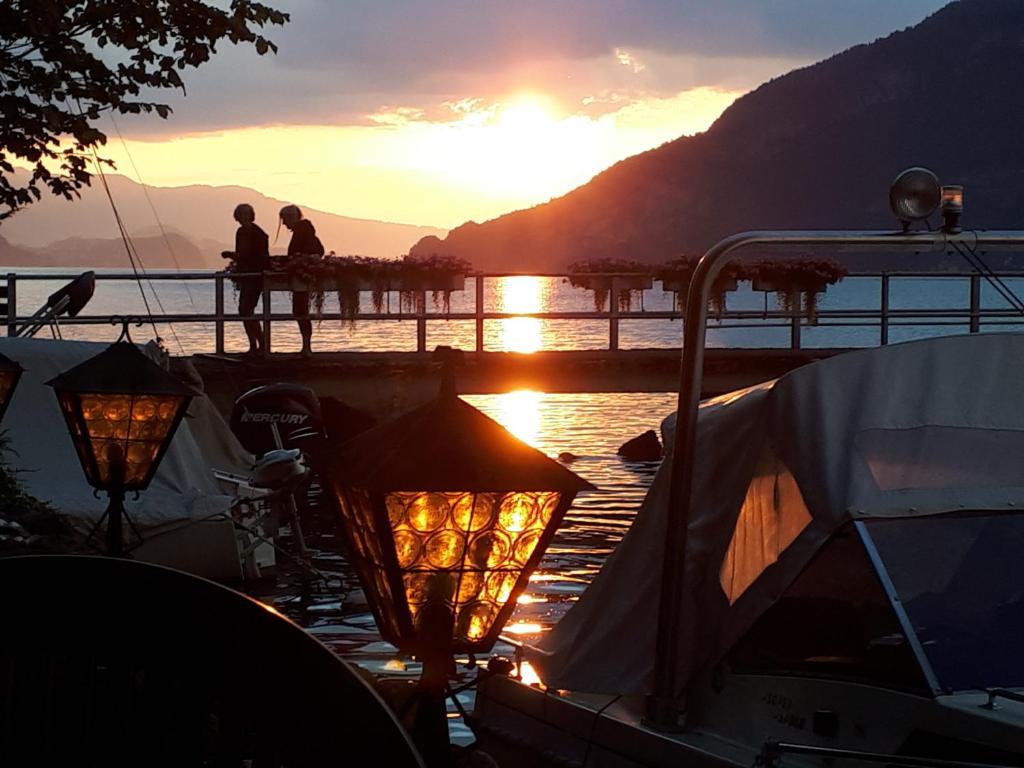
[475,331,1024,767]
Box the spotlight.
[889,167,941,230]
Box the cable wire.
[87,150,186,353]
[108,113,199,311]
[950,234,1024,316]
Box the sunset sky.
[102,1,947,229]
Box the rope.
[109,113,199,311]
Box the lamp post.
[0,351,23,423]
[323,351,593,765]
[47,335,193,556]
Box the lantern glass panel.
[72,392,185,488]
[0,371,17,411]
[337,487,402,640]
[386,490,560,647]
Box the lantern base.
[411,655,453,768]
[84,488,141,557]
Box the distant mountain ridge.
[413,0,1024,271]
[0,172,446,268]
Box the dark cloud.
[121,0,949,135]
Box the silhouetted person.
[221,203,269,355]
[279,204,323,355]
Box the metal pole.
[880,273,890,345]
[105,487,125,557]
[412,655,452,768]
[645,229,1024,730]
[609,277,620,351]
[417,291,427,353]
[969,273,981,333]
[475,276,484,353]
[214,273,225,355]
[262,283,272,354]
[5,274,15,337]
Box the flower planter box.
[570,275,652,292]
[395,274,466,293]
[262,274,466,293]
[661,276,737,294]
[659,277,691,294]
[755,278,829,296]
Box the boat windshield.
[866,512,1024,692]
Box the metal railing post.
[609,277,620,351]
[880,273,890,345]
[969,273,981,333]
[475,276,484,353]
[416,290,427,353]
[262,282,272,354]
[790,310,801,349]
[214,273,225,355]
[5,273,15,337]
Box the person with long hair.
[278,204,323,355]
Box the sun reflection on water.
[498,275,543,353]
[495,389,543,447]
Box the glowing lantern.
[0,351,23,423]
[47,341,193,555]
[324,388,593,658]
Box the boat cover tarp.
[0,337,252,528]
[534,333,1024,696]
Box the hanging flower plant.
[258,253,470,325]
[394,254,470,315]
[656,255,752,315]
[749,257,847,323]
[566,259,653,312]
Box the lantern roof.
[46,342,193,397]
[0,350,23,375]
[332,393,595,493]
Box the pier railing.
[3,269,1023,354]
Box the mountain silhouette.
[412,0,1024,271]
[0,171,445,267]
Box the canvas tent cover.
[0,337,252,529]
[534,333,1024,696]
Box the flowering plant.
[235,252,472,324]
[567,258,652,312]
[749,256,847,320]
[655,255,753,314]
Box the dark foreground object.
[0,555,423,768]
[617,430,662,461]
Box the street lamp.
[323,352,593,764]
[0,351,23,423]
[47,335,193,556]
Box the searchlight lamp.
[889,167,941,229]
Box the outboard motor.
[230,383,325,456]
[230,384,325,556]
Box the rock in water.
[557,451,577,463]
[617,430,662,461]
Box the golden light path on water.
[497,275,543,353]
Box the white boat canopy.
[535,333,1024,695]
[0,337,252,530]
